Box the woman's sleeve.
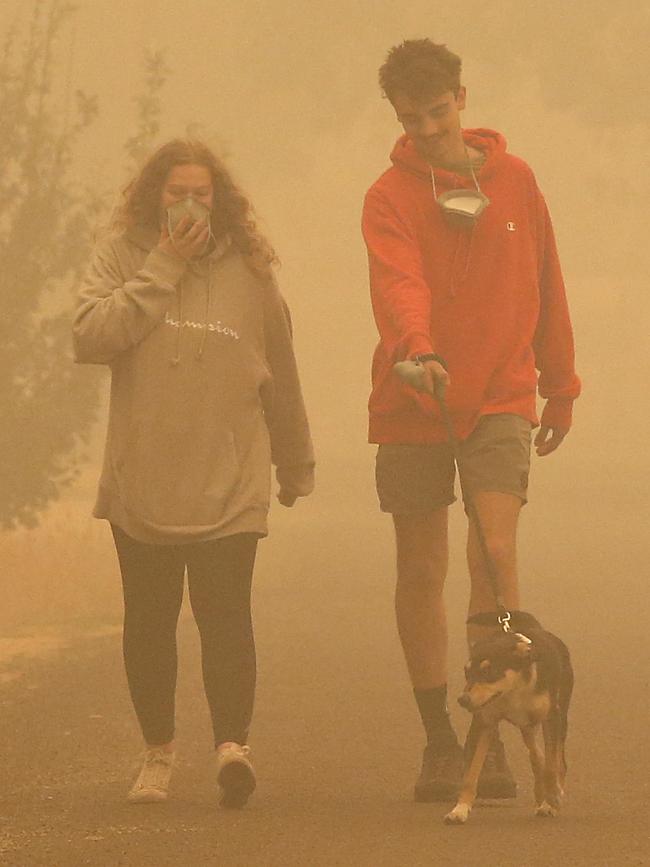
[72,240,187,365]
[262,277,315,498]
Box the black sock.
[414,684,456,745]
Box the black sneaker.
[414,736,464,802]
[473,729,517,800]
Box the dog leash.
[393,360,512,633]
[436,393,512,632]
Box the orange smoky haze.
[1,0,648,635]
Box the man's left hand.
[534,425,567,456]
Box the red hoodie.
[362,129,581,444]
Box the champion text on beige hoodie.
[73,226,314,544]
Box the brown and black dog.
[444,611,573,825]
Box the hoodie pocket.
[112,426,242,528]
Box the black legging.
[111,525,258,748]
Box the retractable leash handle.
[392,360,511,631]
[393,359,447,401]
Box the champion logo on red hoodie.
[362,128,580,444]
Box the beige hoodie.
[73,225,314,544]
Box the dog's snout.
[458,693,473,710]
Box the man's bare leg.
[393,508,449,688]
[393,507,463,801]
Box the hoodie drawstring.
[171,284,183,366]
[169,259,215,366]
[450,235,462,297]
[197,261,213,359]
[168,204,216,365]
[448,225,478,296]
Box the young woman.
[73,139,314,807]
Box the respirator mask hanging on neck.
[431,163,489,229]
[166,196,213,256]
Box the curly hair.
[112,139,278,279]
[379,39,462,103]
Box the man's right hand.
[419,359,450,400]
[158,215,210,261]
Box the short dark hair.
[379,39,462,103]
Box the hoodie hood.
[390,128,508,183]
[124,223,160,252]
[125,222,232,264]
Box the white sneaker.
[127,748,175,803]
[215,742,256,808]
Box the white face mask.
[430,168,490,228]
[166,196,211,233]
[437,188,490,223]
[166,196,213,257]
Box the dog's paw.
[444,803,470,825]
[535,801,558,818]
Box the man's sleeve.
[533,190,582,431]
[362,187,434,360]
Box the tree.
[124,48,170,170]
[0,2,168,529]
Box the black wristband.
[413,352,448,371]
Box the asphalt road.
[1,509,648,866]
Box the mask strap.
[465,149,483,194]
[430,169,437,199]
[430,149,484,201]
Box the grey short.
[375,413,532,514]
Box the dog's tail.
[556,638,574,743]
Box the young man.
[362,40,580,802]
